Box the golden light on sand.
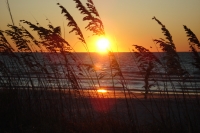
[97,89,107,93]
[96,37,110,53]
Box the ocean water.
[75,52,200,91]
[0,52,200,92]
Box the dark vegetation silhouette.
[183,25,200,70]
[0,0,200,133]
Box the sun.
[96,37,110,53]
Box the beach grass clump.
[132,45,161,99]
[183,25,200,70]
[152,17,188,77]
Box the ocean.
[0,52,200,93]
[75,52,200,91]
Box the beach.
[1,88,200,132]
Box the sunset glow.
[96,37,110,53]
[0,1,199,52]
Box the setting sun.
[96,37,110,53]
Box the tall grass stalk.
[6,0,15,26]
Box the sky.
[0,0,200,52]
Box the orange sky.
[0,0,200,52]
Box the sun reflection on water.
[97,89,107,93]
